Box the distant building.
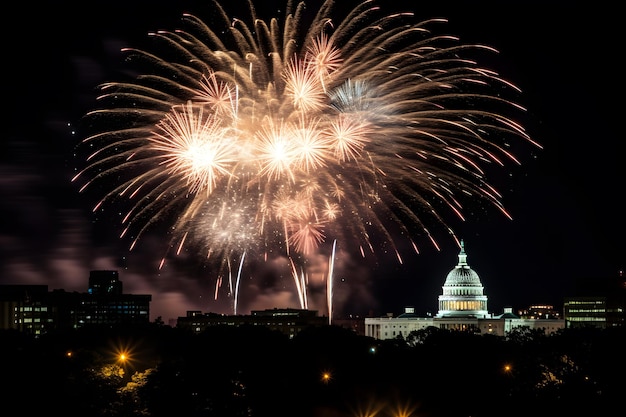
[0,270,151,335]
[563,270,626,328]
[517,304,561,320]
[77,270,151,327]
[564,297,609,328]
[332,315,366,335]
[88,270,124,295]
[365,240,566,339]
[176,308,327,338]
[0,285,53,335]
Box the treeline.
[2,323,624,417]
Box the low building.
[563,271,626,328]
[517,304,561,320]
[0,285,53,335]
[176,308,327,338]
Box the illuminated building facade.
[563,297,608,328]
[0,270,151,335]
[176,308,327,338]
[77,270,151,327]
[436,240,488,318]
[0,285,52,335]
[517,304,561,320]
[365,241,566,339]
[562,271,626,328]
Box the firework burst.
[73,0,539,284]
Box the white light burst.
[74,0,540,273]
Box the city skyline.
[2,0,624,322]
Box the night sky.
[2,0,623,323]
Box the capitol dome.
[436,240,489,318]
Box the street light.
[321,371,332,384]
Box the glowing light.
[327,239,336,324]
[290,258,309,309]
[74,0,538,301]
[233,251,245,315]
[390,401,418,417]
[109,340,139,371]
[321,371,332,383]
[351,399,385,417]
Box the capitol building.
[364,240,565,339]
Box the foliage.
[2,323,624,417]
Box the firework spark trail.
[233,251,245,315]
[73,0,540,307]
[327,239,336,324]
[289,257,308,309]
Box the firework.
[73,0,539,286]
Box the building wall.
[364,317,434,340]
[564,297,608,328]
[177,308,328,338]
[365,316,566,339]
[0,274,151,335]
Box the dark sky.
[2,0,623,323]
